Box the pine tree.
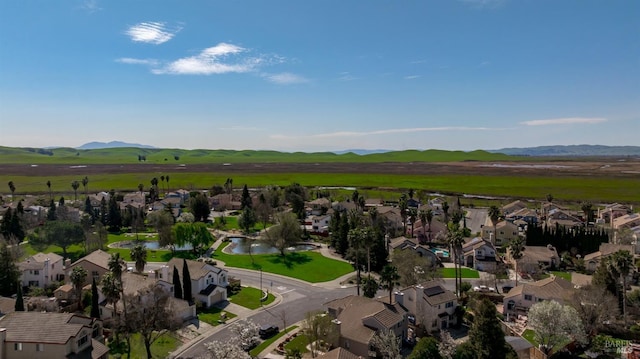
[468,298,509,359]
[183,259,192,303]
[15,284,24,311]
[90,278,100,318]
[0,243,19,296]
[173,266,183,299]
[240,184,252,210]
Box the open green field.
[3,171,639,204]
[213,242,354,283]
[0,146,517,164]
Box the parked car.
[259,324,279,339]
[473,285,495,293]
[502,285,513,293]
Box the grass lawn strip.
[284,333,310,353]
[249,325,299,357]
[550,271,571,281]
[197,306,237,326]
[439,268,480,279]
[109,332,179,358]
[228,286,275,309]
[213,242,353,283]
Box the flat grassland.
[0,147,638,204]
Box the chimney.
[161,265,169,281]
[394,291,404,306]
[64,258,71,268]
[0,328,6,359]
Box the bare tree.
[570,285,618,340]
[303,310,340,358]
[126,284,181,359]
[371,329,402,359]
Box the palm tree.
[446,222,465,297]
[70,266,87,309]
[509,237,524,286]
[351,190,360,209]
[546,193,553,203]
[426,209,433,241]
[347,228,367,296]
[610,250,633,324]
[160,175,165,194]
[71,180,80,201]
[442,201,450,223]
[7,181,15,201]
[408,208,417,238]
[419,210,427,243]
[165,175,170,192]
[581,201,593,225]
[82,176,89,198]
[130,244,147,273]
[108,253,125,283]
[138,183,144,195]
[488,205,501,246]
[399,194,408,235]
[380,264,401,304]
[46,180,52,200]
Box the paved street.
[465,208,487,235]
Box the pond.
[110,240,193,251]
[228,237,317,255]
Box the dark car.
[502,285,513,293]
[259,324,279,339]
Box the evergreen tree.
[108,195,122,232]
[240,184,252,210]
[91,278,100,318]
[0,207,12,239]
[15,283,24,311]
[0,243,20,296]
[84,197,94,222]
[183,259,192,303]
[99,197,108,225]
[189,192,211,222]
[468,298,509,359]
[173,266,183,299]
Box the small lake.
[111,240,193,251]
[228,237,317,255]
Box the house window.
[92,271,99,278]
[34,270,40,275]
[28,280,39,287]
[432,319,438,328]
[37,343,44,352]
[78,334,88,347]
[93,326,100,338]
[507,300,515,310]
[445,301,454,308]
[14,343,23,351]
[524,294,532,301]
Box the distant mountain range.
[490,145,640,157]
[77,141,156,149]
[332,149,391,155]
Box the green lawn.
[197,306,237,326]
[550,271,572,281]
[109,332,180,359]
[228,286,275,309]
[213,242,354,283]
[284,333,310,353]
[521,329,570,354]
[249,325,299,357]
[439,267,480,278]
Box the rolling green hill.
[0,146,517,164]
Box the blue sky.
[0,0,638,152]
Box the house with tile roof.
[584,243,635,272]
[613,213,640,231]
[460,237,499,272]
[0,312,107,359]
[482,219,520,247]
[394,280,458,333]
[66,250,115,287]
[502,276,575,317]
[0,297,16,318]
[17,252,65,289]
[502,200,529,216]
[506,245,560,274]
[318,347,363,359]
[325,295,407,358]
[165,258,229,308]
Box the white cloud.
[116,58,158,66]
[520,117,607,126]
[81,0,102,13]
[404,75,421,80]
[264,72,309,84]
[125,22,181,45]
[271,126,491,139]
[152,43,262,75]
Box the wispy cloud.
[80,0,102,13]
[520,117,607,126]
[125,22,181,45]
[264,72,309,85]
[460,0,506,9]
[152,43,263,75]
[271,126,492,139]
[116,58,159,66]
[404,75,421,80]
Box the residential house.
[54,284,74,302]
[506,245,560,274]
[612,213,640,231]
[599,203,632,224]
[584,243,635,272]
[308,214,331,236]
[307,198,331,216]
[21,205,47,227]
[376,206,404,233]
[389,236,440,265]
[395,280,458,333]
[428,197,446,214]
[66,250,115,287]
[407,198,420,209]
[460,237,499,272]
[505,336,534,359]
[166,189,190,204]
[505,208,539,225]
[502,200,529,216]
[165,258,229,308]
[0,297,16,318]
[482,219,519,246]
[318,347,363,359]
[546,209,583,228]
[210,193,240,211]
[0,312,107,359]
[17,252,65,288]
[325,295,407,358]
[503,276,575,317]
[332,200,357,213]
[99,271,195,322]
[120,192,145,211]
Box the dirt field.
[1,159,639,178]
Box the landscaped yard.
[109,332,180,359]
[284,333,310,354]
[213,242,354,283]
[550,271,572,281]
[197,306,237,326]
[521,329,570,354]
[439,267,480,278]
[249,325,298,357]
[228,286,275,309]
